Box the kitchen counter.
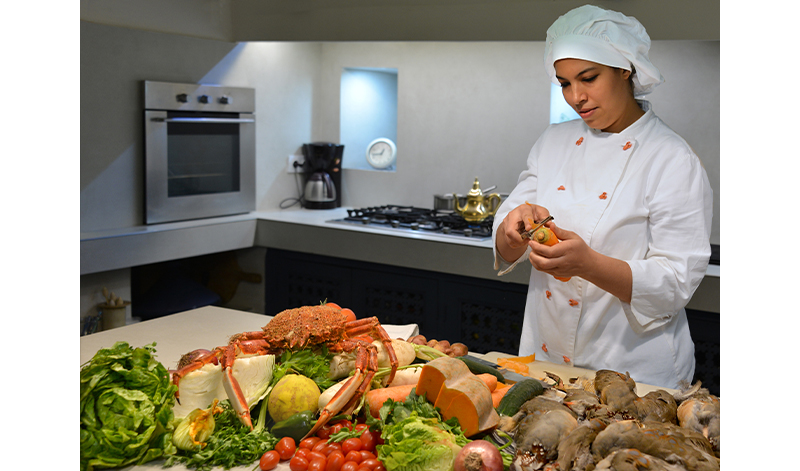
[81,305,674,471]
[81,208,720,310]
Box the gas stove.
[327,205,494,241]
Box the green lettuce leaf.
[377,414,466,471]
[80,342,177,471]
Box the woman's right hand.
[496,203,550,262]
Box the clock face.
[366,138,396,169]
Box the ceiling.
[81,0,720,42]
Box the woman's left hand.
[527,222,591,279]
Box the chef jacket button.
[546,290,552,299]
[557,185,566,191]
[562,355,571,364]
[541,343,548,353]
[576,137,584,146]
[623,141,632,151]
[599,192,608,199]
[568,299,579,307]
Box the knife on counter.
[462,354,550,388]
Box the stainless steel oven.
[143,81,255,224]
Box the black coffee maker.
[301,142,343,209]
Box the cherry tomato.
[317,424,334,440]
[259,450,281,471]
[289,454,309,471]
[326,451,345,471]
[341,438,363,454]
[323,442,342,456]
[276,436,297,461]
[359,430,377,453]
[325,302,342,309]
[308,451,327,462]
[354,423,369,432]
[308,457,327,471]
[359,451,376,462]
[344,451,362,464]
[374,464,386,471]
[312,440,328,453]
[342,308,357,323]
[300,437,322,450]
[359,459,381,470]
[295,448,312,461]
[341,461,359,471]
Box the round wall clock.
[366,138,397,169]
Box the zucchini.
[496,378,545,416]
[457,356,505,383]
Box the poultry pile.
[497,370,720,471]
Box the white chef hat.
[544,4,664,96]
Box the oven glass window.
[167,112,240,197]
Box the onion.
[454,440,504,471]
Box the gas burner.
[329,205,493,240]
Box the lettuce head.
[80,341,177,471]
[377,414,467,471]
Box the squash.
[416,357,500,437]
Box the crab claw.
[304,369,367,440]
[221,346,253,430]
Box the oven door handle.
[153,117,255,124]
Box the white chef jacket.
[492,102,713,389]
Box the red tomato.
[326,451,345,471]
[289,455,309,471]
[359,430,377,453]
[317,424,334,440]
[359,459,381,470]
[259,450,281,471]
[344,451,362,464]
[295,448,312,461]
[312,440,329,454]
[323,442,342,456]
[341,461,359,471]
[308,451,327,462]
[342,308,357,323]
[276,437,297,461]
[325,302,342,309]
[354,423,369,432]
[359,451,376,462]
[341,438,363,454]
[374,464,386,471]
[308,457,327,471]
[300,437,322,450]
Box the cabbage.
[377,414,467,471]
[80,342,177,471]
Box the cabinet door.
[440,280,527,355]
[264,249,353,313]
[351,268,439,339]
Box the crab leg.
[220,344,254,429]
[304,342,378,439]
[171,348,223,404]
[346,317,399,385]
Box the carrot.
[531,227,571,282]
[366,383,417,417]
[476,373,498,392]
[491,383,512,408]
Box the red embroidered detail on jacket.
[576,137,584,146]
[623,141,632,151]
[546,290,552,299]
[568,299,579,307]
[563,355,571,363]
[542,343,548,353]
[557,185,566,191]
[599,192,608,199]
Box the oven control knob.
[219,96,231,105]
[198,94,210,104]
[176,93,189,103]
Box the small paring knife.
[521,215,554,240]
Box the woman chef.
[493,5,713,389]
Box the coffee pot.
[453,177,501,222]
[302,142,343,209]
